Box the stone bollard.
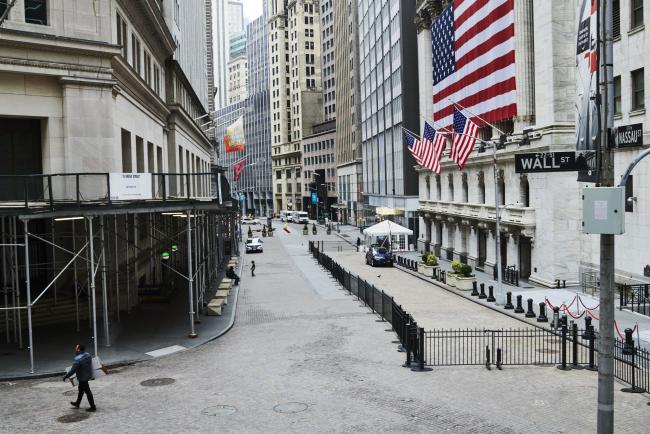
[514,295,525,313]
[582,317,593,339]
[471,281,479,297]
[537,302,548,322]
[478,283,487,299]
[504,292,514,309]
[486,285,496,302]
[525,298,536,318]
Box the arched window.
[436,175,442,200]
[497,169,505,206]
[448,173,454,202]
[520,175,530,207]
[462,173,469,203]
[478,171,485,204]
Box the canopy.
[363,220,413,236]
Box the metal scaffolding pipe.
[2,217,9,343]
[51,218,57,305]
[23,220,34,373]
[72,220,79,331]
[114,215,120,322]
[100,217,110,347]
[12,217,22,348]
[88,217,98,356]
[125,214,130,313]
[187,210,196,338]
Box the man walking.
[251,260,256,277]
[63,344,96,412]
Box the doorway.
[477,229,487,269]
[0,117,43,200]
[519,236,532,279]
[500,234,508,268]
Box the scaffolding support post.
[23,220,34,373]
[88,217,98,356]
[187,210,197,338]
[100,217,110,347]
[114,215,120,322]
[72,220,80,331]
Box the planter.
[303,229,308,235]
[418,263,438,278]
[268,231,274,237]
[446,273,458,287]
[455,276,476,291]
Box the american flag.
[432,0,517,130]
[404,130,424,165]
[423,121,447,174]
[452,108,479,170]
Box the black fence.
[619,284,650,317]
[308,241,650,392]
[494,265,520,286]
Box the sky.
[243,0,264,22]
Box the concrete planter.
[419,263,440,278]
[455,276,476,291]
[446,273,458,287]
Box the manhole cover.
[140,378,175,387]
[62,390,77,397]
[201,405,237,416]
[57,413,90,423]
[537,348,558,354]
[273,402,308,414]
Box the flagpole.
[448,99,508,135]
[400,125,421,139]
[448,100,506,305]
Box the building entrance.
[0,118,43,201]
[519,236,532,279]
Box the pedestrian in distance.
[226,266,240,285]
[356,237,361,252]
[251,260,256,277]
[62,344,96,412]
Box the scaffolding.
[0,172,239,373]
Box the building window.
[631,68,644,111]
[117,13,128,59]
[631,0,643,30]
[614,75,622,115]
[277,184,282,193]
[0,1,7,17]
[154,65,160,94]
[613,0,621,38]
[276,170,281,180]
[25,0,47,25]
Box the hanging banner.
[232,158,247,181]
[224,116,245,153]
[109,173,153,200]
[575,0,599,182]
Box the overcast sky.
[243,0,263,21]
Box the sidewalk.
[0,256,244,380]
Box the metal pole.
[23,220,34,373]
[72,220,79,331]
[114,215,120,322]
[51,218,57,305]
[125,214,131,313]
[99,217,110,347]
[13,217,22,348]
[88,217,98,356]
[133,214,139,309]
[597,0,615,432]
[187,210,197,337]
[492,143,504,304]
[84,218,92,328]
[2,217,9,343]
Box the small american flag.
[452,108,479,170]
[432,0,517,129]
[423,122,447,175]
[404,130,423,166]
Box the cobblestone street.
[1,226,649,433]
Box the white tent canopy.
[362,220,413,252]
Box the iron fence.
[494,264,520,286]
[619,284,650,317]
[307,241,650,391]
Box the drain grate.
[140,378,175,387]
[62,390,77,397]
[201,405,237,416]
[273,402,308,414]
[57,413,90,423]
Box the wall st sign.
[515,152,589,174]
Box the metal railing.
[619,284,650,317]
[308,241,650,391]
[494,264,520,286]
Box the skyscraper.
[214,0,244,109]
[358,0,419,231]
[320,0,335,121]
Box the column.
[468,225,479,267]
[514,0,535,130]
[415,6,434,133]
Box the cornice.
[112,56,170,122]
[0,28,120,58]
[167,104,213,152]
[116,0,175,58]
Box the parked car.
[279,210,290,222]
[365,246,393,267]
[245,238,263,253]
[241,217,260,225]
[291,211,309,224]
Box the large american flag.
[432,0,517,130]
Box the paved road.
[1,225,648,433]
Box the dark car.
[365,246,393,267]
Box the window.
[631,68,644,111]
[614,75,621,115]
[0,1,6,17]
[276,170,281,180]
[613,0,621,38]
[277,184,282,193]
[25,0,47,25]
[117,14,128,59]
[144,52,152,85]
[154,65,160,94]
[631,0,643,30]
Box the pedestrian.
[226,266,240,285]
[62,344,96,412]
[356,237,361,252]
[251,260,256,277]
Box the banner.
[575,0,599,182]
[232,158,247,181]
[224,116,245,153]
[109,173,152,200]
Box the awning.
[375,207,404,216]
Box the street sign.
[239,194,245,201]
[311,191,318,205]
[515,152,589,173]
[613,123,643,148]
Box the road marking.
[145,345,186,358]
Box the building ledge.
[419,200,536,232]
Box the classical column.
[415,6,434,134]
[514,0,535,130]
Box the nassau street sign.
[515,152,589,174]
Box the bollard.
[496,348,502,370]
[562,279,566,289]
[585,325,597,371]
[551,306,560,329]
[525,298,536,318]
[571,323,583,370]
[514,295,525,313]
[582,316,593,339]
[471,281,479,297]
[557,323,571,371]
[486,285,496,302]
[621,328,646,393]
[441,270,446,284]
[556,279,560,289]
[485,345,491,370]
[504,292,514,309]
[561,314,568,328]
[537,302,548,322]
[478,283,487,299]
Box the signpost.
[515,152,589,173]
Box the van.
[280,210,290,222]
[292,211,309,224]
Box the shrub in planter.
[456,264,476,291]
[312,223,317,235]
[451,261,463,274]
[247,227,253,238]
[303,223,309,235]
[425,254,438,267]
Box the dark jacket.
[64,352,93,382]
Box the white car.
[245,238,263,253]
[241,218,260,225]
